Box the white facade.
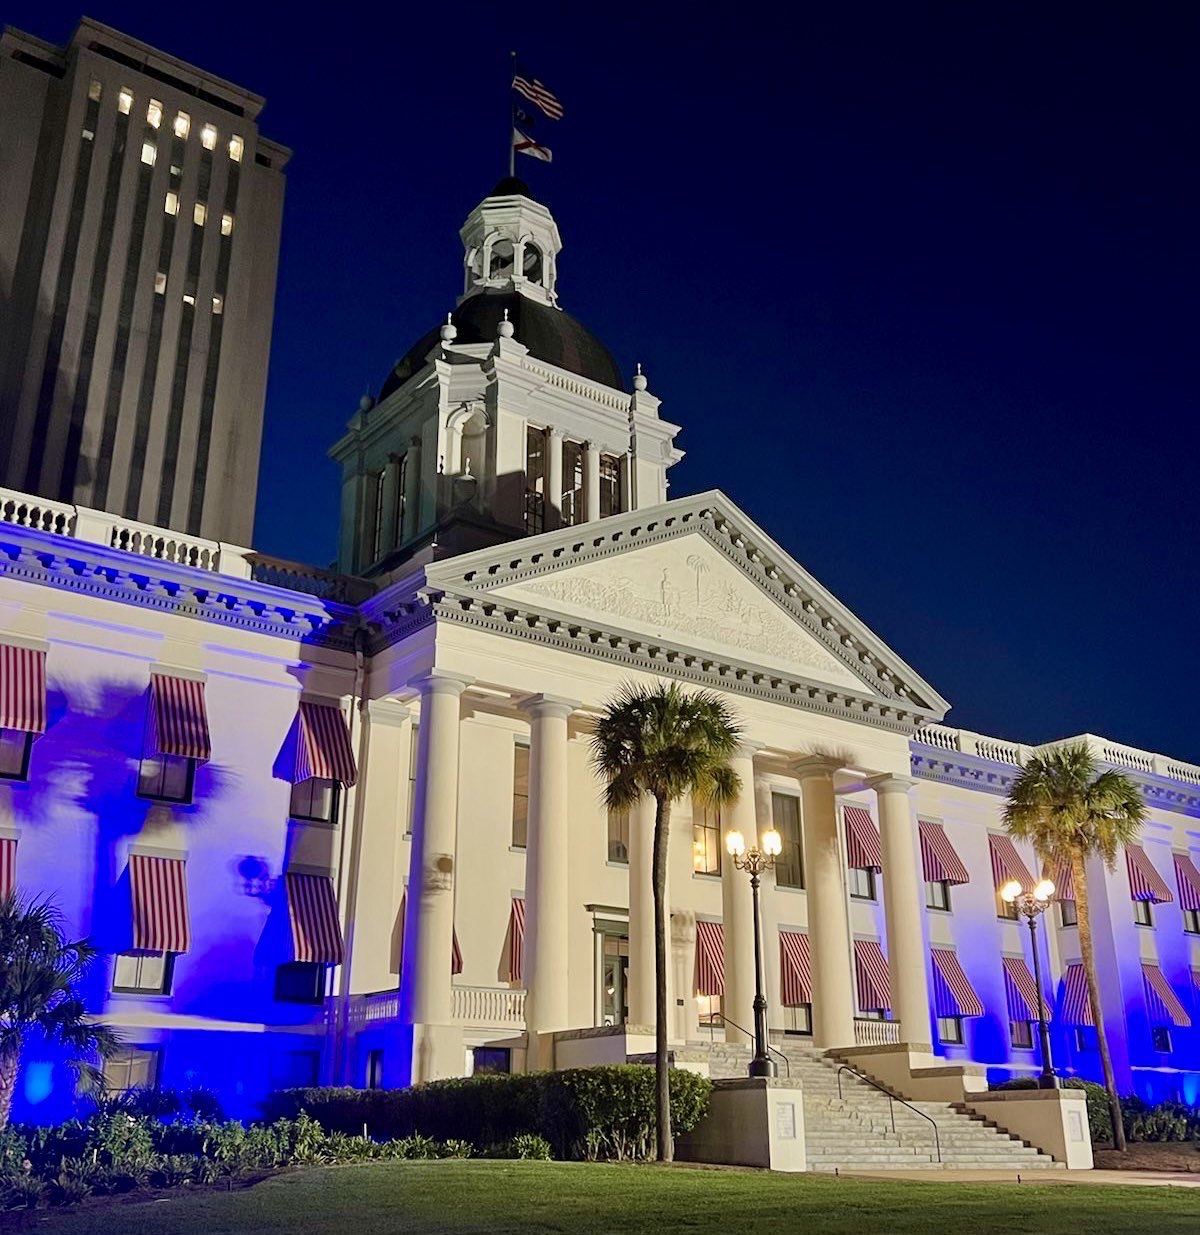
[1,181,1197,1125]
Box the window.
[88,79,103,101]
[695,994,724,1028]
[154,271,167,295]
[599,454,621,517]
[511,743,529,848]
[561,439,584,526]
[103,1047,159,1095]
[147,99,162,128]
[937,1016,963,1045]
[182,293,196,306]
[472,1046,511,1075]
[1074,1026,1096,1052]
[174,111,190,139]
[140,141,156,166]
[369,466,386,561]
[0,730,33,781]
[193,202,207,226]
[392,454,408,545]
[488,239,514,278]
[1185,908,1200,935]
[607,805,630,863]
[221,212,234,236]
[1134,900,1154,927]
[848,867,876,900]
[366,1049,384,1089]
[112,950,174,995]
[925,880,951,911]
[137,754,195,804]
[228,134,244,162]
[200,124,217,150]
[275,961,326,1004]
[1059,899,1078,927]
[524,427,546,533]
[405,725,419,835]
[522,243,543,284]
[1152,1027,1173,1053]
[164,191,179,215]
[118,88,133,115]
[772,793,804,889]
[692,800,721,875]
[997,889,1019,920]
[211,295,223,314]
[782,1003,812,1036]
[289,777,340,824]
[1010,1019,1034,1049]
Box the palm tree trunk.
[652,794,673,1163]
[1074,852,1126,1150]
[0,1042,20,1130]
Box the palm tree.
[0,894,121,1128]
[590,681,741,1162]
[1002,742,1146,1151]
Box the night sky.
[9,4,1199,759]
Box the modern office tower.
[0,17,289,544]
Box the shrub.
[991,1077,1112,1144]
[2,1172,44,1209]
[438,1138,473,1159]
[503,1133,552,1160]
[1121,1097,1200,1143]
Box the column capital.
[546,424,565,441]
[519,692,580,720]
[366,697,412,727]
[790,754,843,780]
[868,772,917,794]
[417,671,473,699]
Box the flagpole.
[508,50,516,178]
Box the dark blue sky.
[11,4,1199,758]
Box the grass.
[4,1160,1200,1234]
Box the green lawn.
[5,1161,1199,1235]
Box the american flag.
[512,74,564,120]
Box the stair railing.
[706,1015,790,1079]
[836,1063,941,1163]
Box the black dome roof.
[380,291,624,399]
[490,175,537,201]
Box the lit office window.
[193,203,207,226]
[200,123,217,150]
[154,271,167,294]
[140,142,156,166]
[212,295,224,315]
[118,88,134,115]
[174,111,191,139]
[147,99,163,129]
[228,134,244,162]
[88,79,103,101]
[164,191,179,215]
[220,212,234,236]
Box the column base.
[408,1022,466,1085]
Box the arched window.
[522,243,543,285]
[489,240,514,279]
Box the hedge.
[991,1078,1130,1144]
[265,1065,713,1161]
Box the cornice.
[0,525,358,651]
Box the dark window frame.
[137,753,195,804]
[1010,1019,1034,1049]
[848,866,877,901]
[925,879,951,911]
[1151,1026,1173,1053]
[1133,899,1154,928]
[0,730,34,782]
[936,1015,964,1045]
[112,950,176,995]
[274,961,327,1004]
[289,777,341,825]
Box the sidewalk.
[842,1168,1200,1188]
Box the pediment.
[421,491,949,724]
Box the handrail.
[705,1015,789,1079]
[836,1063,940,1163]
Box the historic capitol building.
[0,17,1196,1173]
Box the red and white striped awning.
[1045,855,1076,902]
[397,892,463,975]
[0,643,47,734]
[509,897,525,983]
[989,834,1035,892]
[129,854,191,953]
[843,805,882,871]
[1002,955,1051,1023]
[694,920,725,996]
[1142,963,1191,1028]
[1060,962,1093,1026]
[918,820,970,885]
[0,837,15,898]
[1174,852,1200,913]
[854,938,891,1013]
[286,872,345,965]
[931,947,983,1018]
[1126,844,1173,904]
[779,930,811,1006]
[294,701,357,786]
[147,673,211,762]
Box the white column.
[870,773,932,1046]
[401,437,421,541]
[627,793,658,1027]
[793,756,856,1049]
[546,427,564,530]
[520,694,579,1068]
[583,441,601,522]
[400,672,471,1082]
[720,743,762,1044]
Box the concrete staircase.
[691,1039,1062,1172]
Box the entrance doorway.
[593,918,629,1026]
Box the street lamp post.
[1001,877,1060,1090]
[726,827,782,1078]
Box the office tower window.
[147,99,163,128]
[221,212,234,236]
[140,141,156,166]
[154,271,167,294]
[200,123,217,150]
[193,202,207,226]
[229,134,244,162]
[212,295,223,314]
[174,111,190,139]
[118,88,133,114]
[88,78,103,101]
[165,191,179,215]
